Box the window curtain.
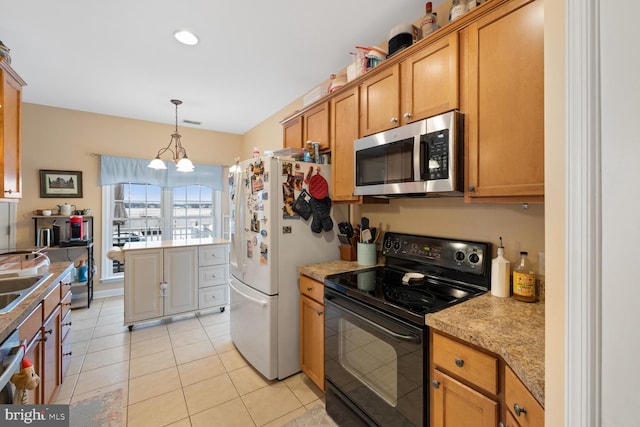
[100,155,223,190]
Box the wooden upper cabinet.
[331,87,360,202]
[304,101,330,151]
[282,115,303,149]
[401,32,459,124]
[359,63,401,136]
[0,60,26,199]
[463,0,544,202]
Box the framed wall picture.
[39,169,83,198]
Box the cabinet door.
[283,115,303,149]
[431,369,498,427]
[124,249,163,324]
[24,333,43,404]
[303,101,330,151]
[359,63,401,136]
[463,0,544,201]
[0,62,25,199]
[504,366,544,427]
[331,87,361,203]
[42,305,61,404]
[401,32,459,124]
[299,294,325,391]
[164,247,198,316]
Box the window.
[102,183,221,280]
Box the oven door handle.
[0,340,26,391]
[325,298,421,344]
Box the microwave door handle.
[417,135,426,180]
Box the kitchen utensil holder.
[357,242,377,266]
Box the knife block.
[340,244,357,261]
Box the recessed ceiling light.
[174,30,199,46]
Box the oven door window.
[356,138,414,186]
[339,318,400,406]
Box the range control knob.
[383,238,393,250]
[469,253,480,264]
[454,251,466,262]
[393,240,402,251]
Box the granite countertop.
[426,294,545,407]
[123,237,230,251]
[0,261,74,344]
[297,260,545,408]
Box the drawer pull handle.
[454,358,464,367]
[306,287,313,291]
[63,351,73,357]
[45,329,53,335]
[63,322,72,326]
[316,310,323,316]
[514,403,527,416]
[432,380,440,389]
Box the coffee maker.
[69,215,84,240]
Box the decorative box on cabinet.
[198,244,229,312]
[299,275,325,391]
[462,0,544,202]
[0,59,26,199]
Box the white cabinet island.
[123,238,229,330]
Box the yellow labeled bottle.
[512,251,536,302]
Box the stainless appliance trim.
[354,110,463,197]
[0,330,26,404]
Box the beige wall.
[544,0,565,425]
[18,103,244,290]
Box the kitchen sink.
[0,273,53,314]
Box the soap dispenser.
[491,237,511,297]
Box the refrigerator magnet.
[260,243,268,264]
[246,240,253,258]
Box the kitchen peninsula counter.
[297,260,545,407]
[122,237,230,251]
[0,261,74,343]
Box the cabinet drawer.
[199,285,227,309]
[198,245,228,266]
[199,265,228,288]
[505,365,544,427]
[59,270,73,299]
[432,332,498,394]
[43,283,61,320]
[61,309,72,342]
[299,275,324,304]
[61,289,72,319]
[19,303,43,342]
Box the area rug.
[282,406,338,427]
[69,389,123,427]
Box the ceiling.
[1,0,440,135]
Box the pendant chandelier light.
[148,99,194,172]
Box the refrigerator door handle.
[229,280,267,307]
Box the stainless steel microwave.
[354,110,463,197]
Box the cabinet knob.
[499,423,505,427]
[4,189,12,194]
[431,380,440,389]
[63,322,72,327]
[306,286,313,291]
[403,112,412,120]
[316,310,324,316]
[468,185,475,192]
[514,403,527,417]
[63,351,73,357]
[454,358,464,367]
[45,328,53,335]
[390,117,398,124]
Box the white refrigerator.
[228,155,346,380]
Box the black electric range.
[323,232,491,427]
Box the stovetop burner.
[324,232,492,325]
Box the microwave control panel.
[421,129,449,180]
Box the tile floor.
[54,296,325,427]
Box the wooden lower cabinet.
[42,305,61,404]
[431,369,498,427]
[298,275,325,391]
[430,331,544,427]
